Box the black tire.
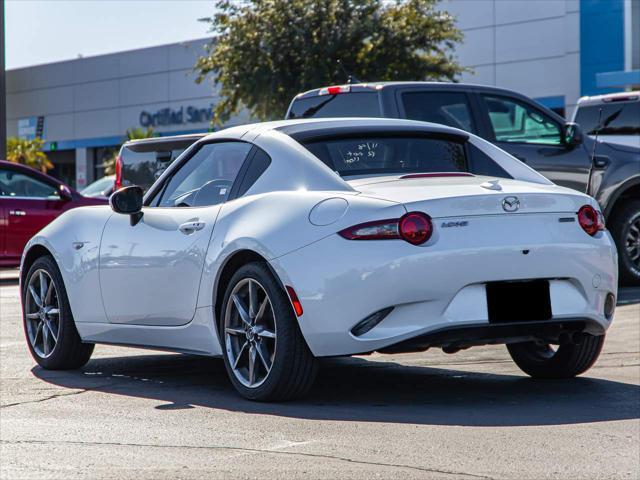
[609,199,640,286]
[507,335,605,378]
[22,256,94,370]
[219,261,317,401]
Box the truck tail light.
[114,155,123,190]
[318,85,350,96]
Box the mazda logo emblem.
[502,196,520,212]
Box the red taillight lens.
[114,155,123,190]
[319,85,350,96]
[578,205,605,236]
[338,212,433,245]
[399,212,433,245]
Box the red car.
[0,160,107,267]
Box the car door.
[0,167,67,263]
[478,93,591,192]
[99,140,253,326]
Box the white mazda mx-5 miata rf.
[20,118,617,401]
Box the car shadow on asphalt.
[32,351,640,427]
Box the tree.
[102,127,155,175]
[195,0,465,124]
[6,137,53,173]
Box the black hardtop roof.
[276,118,469,143]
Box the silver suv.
[573,91,640,150]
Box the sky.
[5,0,215,69]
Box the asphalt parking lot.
[1,269,638,480]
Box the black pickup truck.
[286,82,640,285]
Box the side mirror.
[563,122,583,148]
[58,185,73,201]
[110,186,144,226]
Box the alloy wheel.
[625,215,640,271]
[224,278,277,388]
[25,269,60,358]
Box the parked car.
[80,175,115,199]
[572,91,640,149]
[20,119,616,401]
[0,160,107,268]
[286,82,640,284]
[115,133,206,193]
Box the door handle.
[179,220,205,235]
[9,209,26,216]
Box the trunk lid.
[348,175,588,218]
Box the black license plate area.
[486,280,552,323]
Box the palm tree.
[103,127,156,175]
[6,137,53,173]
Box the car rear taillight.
[399,212,433,245]
[338,212,433,245]
[577,205,605,236]
[114,155,123,190]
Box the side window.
[402,91,476,133]
[236,148,271,197]
[157,142,251,208]
[467,144,512,179]
[0,169,60,199]
[482,95,562,145]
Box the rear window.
[301,135,468,177]
[575,102,640,135]
[288,92,381,119]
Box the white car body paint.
[21,118,618,358]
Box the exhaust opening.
[351,307,394,336]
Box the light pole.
[0,0,6,158]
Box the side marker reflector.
[286,286,304,317]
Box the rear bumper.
[377,317,605,354]
[270,228,617,357]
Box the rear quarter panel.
[197,191,406,309]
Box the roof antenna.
[586,107,603,196]
[337,59,361,84]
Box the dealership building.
[5,0,639,188]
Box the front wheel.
[219,262,317,401]
[507,335,605,378]
[22,256,94,370]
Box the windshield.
[301,136,468,177]
[575,102,640,135]
[81,176,113,196]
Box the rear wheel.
[609,199,640,285]
[219,262,317,401]
[22,256,94,370]
[507,335,605,378]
